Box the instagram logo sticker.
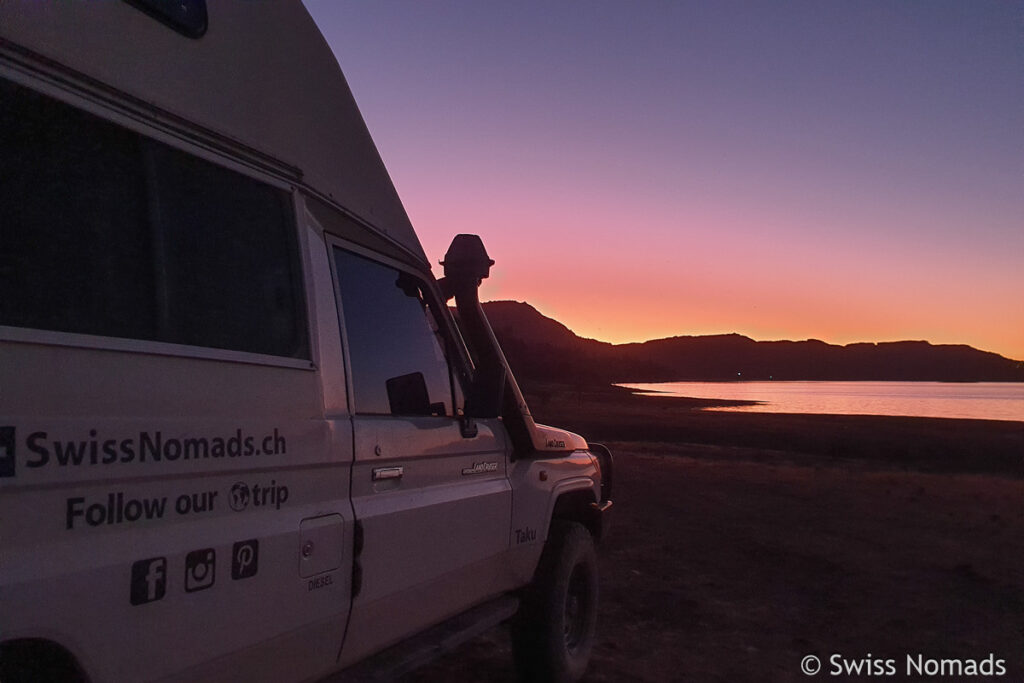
[185,548,216,593]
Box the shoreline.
[615,380,1024,424]
[526,383,1024,478]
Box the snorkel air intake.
[440,234,539,456]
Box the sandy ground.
[408,388,1024,682]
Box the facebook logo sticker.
[130,557,167,605]
[0,427,15,478]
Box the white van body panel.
[0,354,355,681]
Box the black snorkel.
[439,234,539,456]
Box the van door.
[329,244,513,665]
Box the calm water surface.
[618,381,1024,422]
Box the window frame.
[0,70,316,370]
[326,236,472,418]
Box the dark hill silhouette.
[480,300,610,353]
[482,300,1024,383]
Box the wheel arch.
[0,637,90,682]
[550,486,603,543]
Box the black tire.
[511,521,599,683]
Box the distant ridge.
[482,300,1024,383]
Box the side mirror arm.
[457,409,478,439]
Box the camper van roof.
[0,1,428,265]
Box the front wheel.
[511,521,599,683]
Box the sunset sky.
[304,1,1023,361]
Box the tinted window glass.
[334,249,453,416]
[0,81,156,340]
[147,143,306,357]
[0,78,309,359]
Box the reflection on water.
[617,381,1024,422]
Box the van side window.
[333,248,453,416]
[0,78,309,360]
[145,143,305,357]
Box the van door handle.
[372,466,404,481]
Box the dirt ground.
[409,388,1024,682]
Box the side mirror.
[385,372,441,416]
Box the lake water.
[617,381,1024,422]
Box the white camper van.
[0,2,612,682]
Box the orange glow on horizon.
[481,295,1024,363]
[413,207,1024,362]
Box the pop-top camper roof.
[0,0,428,265]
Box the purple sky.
[304,1,1024,360]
